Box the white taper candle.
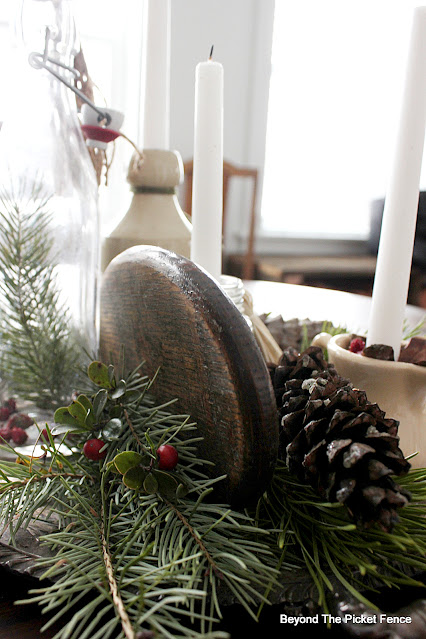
[141,0,170,149]
[367,7,426,359]
[190,49,224,281]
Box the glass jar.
[0,0,99,409]
[219,275,253,329]
[220,274,284,364]
[0,0,99,352]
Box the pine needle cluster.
[255,461,426,615]
[0,361,278,639]
[0,360,425,637]
[0,180,81,408]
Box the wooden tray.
[100,246,278,505]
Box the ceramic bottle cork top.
[101,149,192,271]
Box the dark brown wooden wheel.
[100,246,278,505]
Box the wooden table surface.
[245,280,425,335]
[0,280,424,639]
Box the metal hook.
[28,28,112,126]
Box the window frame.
[247,0,426,256]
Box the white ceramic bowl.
[312,333,426,467]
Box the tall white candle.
[367,7,426,359]
[190,50,224,281]
[141,0,170,149]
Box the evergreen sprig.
[0,179,81,409]
[0,360,425,637]
[256,461,426,615]
[0,361,278,639]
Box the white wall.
[0,0,275,252]
[170,0,257,162]
[169,0,274,251]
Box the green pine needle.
[256,461,426,615]
[0,363,277,638]
[0,180,82,409]
[402,317,426,341]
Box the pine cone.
[270,346,411,532]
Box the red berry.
[10,427,28,445]
[349,337,366,354]
[7,413,34,430]
[157,444,179,470]
[0,426,12,442]
[83,438,107,461]
[41,428,49,442]
[0,407,10,422]
[3,398,17,414]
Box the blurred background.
[0,0,425,306]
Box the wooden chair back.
[182,159,258,279]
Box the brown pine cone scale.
[270,346,411,532]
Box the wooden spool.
[100,246,278,505]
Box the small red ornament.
[10,427,28,445]
[7,413,34,429]
[83,438,107,461]
[81,125,121,144]
[157,444,179,470]
[3,398,17,414]
[349,337,366,354]
[0,407,11,422]
[0,426,12,441]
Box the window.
[261,0,426,239]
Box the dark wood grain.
[100,246,278,505]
